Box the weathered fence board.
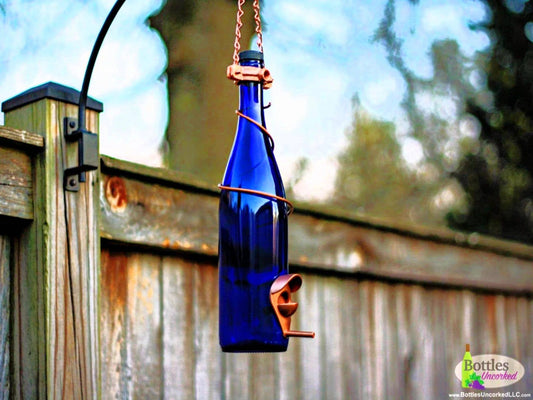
[99,243,533,399]
[0,147,33,220]
[298,274,322,399]
[0,125,44,150]
[0,118,46,399]
[9,226,44,399]
[161,255,196,399]
[100,156,533,294]
[192,264,220,400]
[96,156,533,399]
[4,83,102,399]
[100,250,129,399]
[127,254,163,398]
[277,335,301,400]
[0,234,9,400]
[0,126,43,221]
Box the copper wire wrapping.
[218,185,294,216]
[218,111,295,216]
[235,110,275,150]
[221,0,294,217]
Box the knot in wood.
[105,176,127,212]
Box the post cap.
[1,82,103,113]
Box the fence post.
[2,82,102,399]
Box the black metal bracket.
[64,0,125,192]
[63,117,99,192]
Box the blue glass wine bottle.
[219,50,289,352]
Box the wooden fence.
[1,82,532,399]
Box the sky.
[0,0,489,201]
[0,0,167,166]
[261,0,489,200]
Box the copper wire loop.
[235,110,275,150]
[219,111,294,215]
[218,184,295,215]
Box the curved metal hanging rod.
[78,0,126,132]
[64,0,126,191]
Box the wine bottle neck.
[238,81,263,119]
[238,56,265,118]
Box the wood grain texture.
[192,263,221,400]
[161,256,195,400]
[10,224,44,399]
[126,254,163,399]
[100,251,129,399]
[100,160,533,294]
[95,157,533,398]
[5,97,100,399]
[298,274,322,399]
[2,87,531,399]
[5,101,51,400]
[0,147,33,220]
[0,235,10,400]
[99,245,533,399]
[0,125,44,150]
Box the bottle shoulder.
[222,153,284,196]
[222,125,284,196]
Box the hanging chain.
[253,0,263,53]
[232,0,246,64]
[227,0,272,88]
[232,0,264,64]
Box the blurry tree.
[334,104,414,221]
[333,0,471,227]
[153,0,533,243]
[447,0,533,243]
[333,101,453,226]
[339,0,533,243]
[284,157,309,200]
[371,0,479,178]
[150,0,256,185]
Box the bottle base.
[221,341,288,353]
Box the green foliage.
[447,0,533,243]
[333,0,475,227]
[152,0,257,186]
[333,103,452,226]
[356,0,533,243]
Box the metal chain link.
[232,0,246,64]
[232,0,264,64]
[253,0,263,52]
